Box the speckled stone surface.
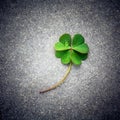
[0,0,120,120]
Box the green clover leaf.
[59,33,71,46]
[54,33,89,65]
[40,33,89,93]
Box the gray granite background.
[0,0,120,120]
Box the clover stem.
[39,62,72,94]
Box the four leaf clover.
[54,34,89,65]
[40,33,89,93]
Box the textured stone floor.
[0,0,120,120]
